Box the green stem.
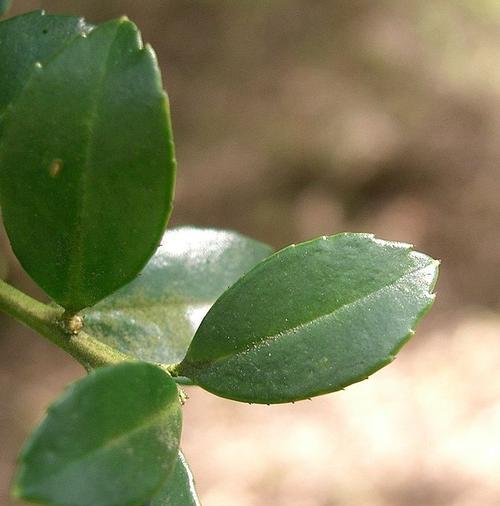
[0,278,129,370]
[0,278,192,386]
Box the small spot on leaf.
[49,159,63,178]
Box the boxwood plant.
[0,8,439,506]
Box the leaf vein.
[187,261,435,369]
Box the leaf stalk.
[0,278,131,370]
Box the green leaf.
[83,227,273,365]
[0,11,92,121]
[149,451,201,506]
[13,362,182,506]
[0,0,12,17]
[0,15,176,312]
[178,233,439,404]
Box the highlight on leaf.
[83,227,272,365]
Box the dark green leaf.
[149,451,201,506]
[0,16,175,312]
[179,233,439,404]
[12,362,182,506]
[83,227,273,365]
[0,0,12,17]
[0,11,92,120]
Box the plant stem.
[0,278,129,370]
[0,278,192,385]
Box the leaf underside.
[0,13,176,311]
[83,226,273,365]
[13,362,182,506]
[179,233,439,404]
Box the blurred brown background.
[2,1,500,505]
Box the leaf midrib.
[185,260,435,369]
[66,23,123,300]
[28,398,178,487]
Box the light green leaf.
[0,15,175,312]
[149,451,201,506]
[83,227,273,365]
[13,362,182,506]
[178,233,439,404]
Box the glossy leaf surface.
[13,362,182,506]
[149,451,201,506]
[84,227,273,365]
[179,233,439,403]
[0,15,175,311]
